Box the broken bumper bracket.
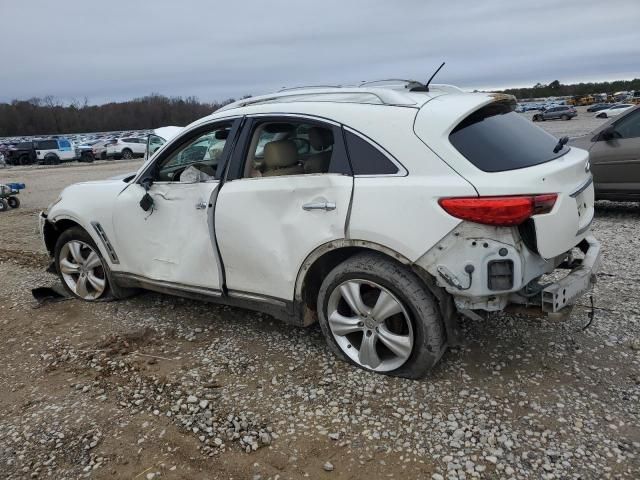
[541,235,601,313]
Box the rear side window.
[344,130,399,175]
[449,103,569,172]
[35,140,58,150]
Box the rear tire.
[317,252,446,379]
[44,153,60,165]
[561,114,569,120]
[7,196,20,208]
[0,199,8,212]
[121,149,133,160]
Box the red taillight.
[438,194,557,226]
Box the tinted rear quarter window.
[344,130,398,175]
[449,103,569,172]
[35,140,58,150]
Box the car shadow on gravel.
[595,200,640,218]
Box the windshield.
[449,102,569,172]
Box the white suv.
[35,138,77,164]
[105,137,147,159]
[39,82,600,378]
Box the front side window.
[154,123,232,182]
[243,120,348,178]
[613,109,640,139]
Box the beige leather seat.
[304,127,334,173]
[262,139,304,177]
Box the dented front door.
[112,181,222,290]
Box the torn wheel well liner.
[43,219,83,257]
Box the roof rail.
[216,87,424,112]
[278,85,344,92]
[358,78,420,88]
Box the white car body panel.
[597,105,633,117]
[215,174,353,300]
[112,181,222,290]
[414,98,594,259]
[153,126,183,142]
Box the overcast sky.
[1,0,638,105]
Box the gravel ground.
[0,113,638,479]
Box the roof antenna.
[411,62,446,92]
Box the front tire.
[7,196,20,208]
[0,199,8,212]
[317,253,445,379]
[54,227,110,301]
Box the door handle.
[302,202,336,211]
[195,201,208,210]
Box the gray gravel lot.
[0,112,638,479]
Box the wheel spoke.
[84,251,102,269]
[371,290,402,322]
[59,258,80,274]
[328,311,362,336]
[76,275,89,298]
[87,272,105,292]
[358,333,381,369]
[339,281,369,316]
[68,241,84,264]
[377,326,412,359]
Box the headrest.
[263,140,298,169]
[308,127,334,150]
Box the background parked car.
[569,104,640,201]
[587,103,612,113]
[34,138,77,164]
[5,141,38,165]
[532,105,577,121]
[75,142,95,162]
[91,140,109,160]
[105,137,147,159]
[595,104,634,118]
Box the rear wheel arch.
[295,240,414,324]
[295,240,459,344]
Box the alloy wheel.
[59,240,106,300]
[326,279,414,372]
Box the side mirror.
[139,176,155,212]
[600,125,620,141]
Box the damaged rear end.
[414,94,601,316]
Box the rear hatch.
[415,95,594,259]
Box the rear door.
[589,108,640,197]
[215,115,353,302]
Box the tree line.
[499,78,640,100]
[0,94,238,137]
